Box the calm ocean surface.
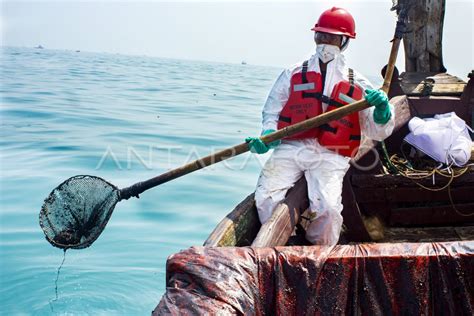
[0,46,381,314]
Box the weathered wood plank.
[390,203,474,226]
[354,187,474,204]
[399,72,466,96]
[400,0,446,72]
[204,193,260,247]
[400,72,464,83]
[455,226,474,240]
[352,172,474,188]
[251,177,308,247]
[382,226,471,242]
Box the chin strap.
[340,36,349,52]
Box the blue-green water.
[0,46,280,314]
[1,47,384,314]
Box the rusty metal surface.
[153,241,474,315]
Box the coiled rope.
[380,141,474,217]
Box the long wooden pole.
[120,10,408,201]
[120,93,380,199]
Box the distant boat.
[75,50,80,53]
[241,61,247,65]
[35,45,44,49]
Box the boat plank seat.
[399,72,466,96]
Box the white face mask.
[316,44,341,63]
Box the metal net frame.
[39,175,120,249]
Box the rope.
[387,153,470,188]
[380,141,474,217]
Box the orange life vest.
[276,61,323,140]
[276,62,363,157]
[318,68,363,157]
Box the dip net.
[39,175,120,249]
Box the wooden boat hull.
[203,193,260,247]
[205,78,474,247]
[156,5,474,314]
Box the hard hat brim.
[311,26,356,39]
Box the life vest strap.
[278,115,292,124]
[320,125,361,141]
[347,68,355,97]
[302,92,344,108]
[348,68,354,84]
[301,60,309,84]
[319,123,337,134]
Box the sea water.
[0,47,382,314]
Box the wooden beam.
[401,0,446,72]
[383,226,474,242]
[352,172,474,188]
[204,194,260,247]
[390,203,474,226]
[251,177,308,247]
[399,72,466,96]
[353,186,474,204]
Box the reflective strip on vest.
[294,83,315,92]
[338,92,356,104]
[276,60,323,140]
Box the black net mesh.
[39,175,119,249]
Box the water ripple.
[0,46,282,314]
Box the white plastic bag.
[404,112,473,167]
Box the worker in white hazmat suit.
[246,7,395,245]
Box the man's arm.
[354,71,395,141]
[246,68,291,154]
[261,69,292,133]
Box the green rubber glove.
[245,129,280,154]
[365,89,391,124]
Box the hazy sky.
[1,0,473,78]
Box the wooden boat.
[204,0,474,247]
[154,2,474,314]
[204,81,474,247]
[156,71,474,316]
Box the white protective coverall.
[255,53,395,245]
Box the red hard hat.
[311,7,356,39]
